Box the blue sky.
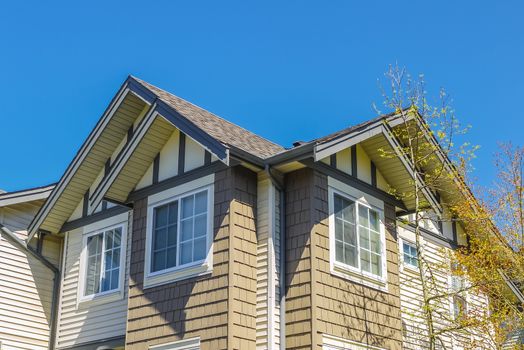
[0,1,522,191]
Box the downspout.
[264,165,286,350]
[0,224,60,350]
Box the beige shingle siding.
[283,168,403,350]
[284,168,315,350]
[229,167,258,350]
[312,169,402,349]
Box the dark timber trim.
[371,161,377,187]
[302,158,406,210]
[204,150,212,165]
[60,206,130,233]
[406,223,459,249]
[153,153,160,184]
[128,161,227,202]
[351,145,357,177]
[127,124,134,142]
[330,154,337,168]
[178,132,186,175]
[82,190,89,217]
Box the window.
[149,337,200,350]
[331,189,385,281]
[151,189,208,273]
[453,295,467,320]
[402,241,418,268]
[450,263,466,292]
[84,226,123,297]
[144,175,214,288]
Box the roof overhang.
[0,184,54,207]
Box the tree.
[375,64,501,349]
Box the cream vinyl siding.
[56,212,132,348]
[0,201,60,350]
[398,225,491,349]
[256,177,281,350]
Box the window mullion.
[99,232,106,293]
[176,199,181,267]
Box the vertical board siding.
[0,201,59,350]
[55,213,132,348]
[398,226,492,349]
[256,177,281,350]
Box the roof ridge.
[131,77,285,155]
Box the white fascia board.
[314,123,384,161]
[0,185,54,207]
[27,84,133,239]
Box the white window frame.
[78,213,128,306]
[149,337,200,350]
[399,237,419,272]
[144,175,214,289]
[328,177,388,290]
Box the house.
[0,185,59,350]
[0,76,492,350]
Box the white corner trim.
[327,181,388,292]
[76,213,129,308]
[322,334,386,350]
[143,175,215,289]
[149,337,200,350]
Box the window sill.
[143,262,212,289]
[331,263,388,292]
[77,289,124,309]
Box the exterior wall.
[398,225,491,349]
[0,201,61,350]
[125,166,258,350]
[256,176,281,350]
[284,168,403,350]
[55,212,132,348]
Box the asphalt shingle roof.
[133,77,285,159]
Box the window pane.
[343,222,356,245]
[182,196,194,219]
[166,246,177,268]
[359,227,370,250]
[113,228,122,247]
[371,253,381,276]
[105,250,113,270]
[180,241,192,264]
[195,191,207,214]
[156,205,168,227]
[344,243,358,268]
[193,237,206,261]
[168,202,178,225]
[370,210,380,231]
[87,234,102,257]
[358,206,369,228]
[112,249,120,269]
[167,225,177,246]
[154,228,167,250]
[110,269,119,290]
[360,249,371,273]
[181,218,193,241]
[370,231,380,254]
[194,214,207,237]
[335,240,344,262]
[152,250,166,272]
[101,272,111,292]
[85,234,102,295]
[105,230,114,250]
[335,218,343,241]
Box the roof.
[132,77,285,159]
[0,184,55,207]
